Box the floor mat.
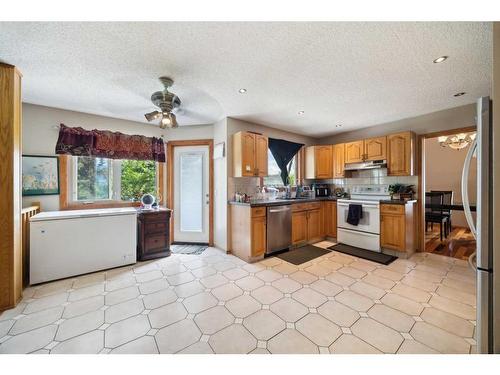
[328,243,397,265]
[170,244,208,255]
[275,245,331,265]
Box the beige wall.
[213,118,228,250]
[22,103,214,211]
[319,104,476,145]
[424,136,477,227]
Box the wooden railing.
[21,203,40,287]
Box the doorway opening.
[418,126,476,260]
[167,140,214,246]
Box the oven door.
[337,200,380,234]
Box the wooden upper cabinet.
[254,134,268,177]
[364,136,387,161]
[233,131,268,177]
[344,140,364,163]
[305,145,333,179]
[387,131,414,176]
[332,143,345,178]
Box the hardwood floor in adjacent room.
[425,226,476,260]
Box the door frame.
[416,126,476,253]
[167,139,214,246]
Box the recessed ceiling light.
[433,56,448,64]
[238,88,247,94]
[454,92,466,97]
[298,110,305,115]
[335,124,342,128]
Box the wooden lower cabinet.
[380,202,416,255]
[251,215,267,257]
[292,211,308,245]
[324,201,337,238]
[307,209,322,243]
[230,205,267,262]
[291,201,336,246]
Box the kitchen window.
[71,156,157,202]
[263,149,297,186]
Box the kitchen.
[229,130,417,263]
[0,20,498,358]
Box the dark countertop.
[229,196,339,207]
[379,200,417,205]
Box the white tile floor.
[0,241,477,354]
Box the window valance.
[55,124,166,162]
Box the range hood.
[344,160,387,171]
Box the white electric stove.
[337,185,391,252]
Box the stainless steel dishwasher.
[266,204,292,255]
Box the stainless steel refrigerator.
[462,96,498,353]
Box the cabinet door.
[251,216,266,256]
[241,132,256,176]
[315,145,333,179]
[307,209,322,242]
[292,211,308,245]
[380,214,405,251]
[325,201,337,238]
[333,143,345,178]
[345,140,364,163]
[255,134,268,177]
[387,132,412,176]
[364,136,387,161]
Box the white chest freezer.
[30,207,137,284]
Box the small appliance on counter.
[314,184,330,197]
[333,187,348,198]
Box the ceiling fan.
[144,76,181,129]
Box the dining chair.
[425,192,448,241]
[431,190,453,236]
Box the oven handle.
[337,202,379,208]
[338,228,379,237]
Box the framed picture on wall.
[22,155,60,196]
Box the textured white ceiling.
[0,22,492,137]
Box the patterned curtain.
[55,124,166,162]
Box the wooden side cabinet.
[230,205,267,262]
[387,131,415,176]
[332,143,345,178]
[305,145,333,179]
[324,201,337,238]
[292,210,308,246]
[345,140,364,163]
[380,202,416,255]
[233,131,268,177]
[137,209,172,261]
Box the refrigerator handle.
[461,138,477,239]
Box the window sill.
[63,201,141,211]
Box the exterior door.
[173,145,210,243]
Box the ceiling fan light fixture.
[145,110,161,122]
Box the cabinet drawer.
[380,204,405,215]
[145,234,168,251]
[292,203,310,212]
[144,213,169,223]
[251,207,266,217]
[307,202,321,210]
[145,221,168,234]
